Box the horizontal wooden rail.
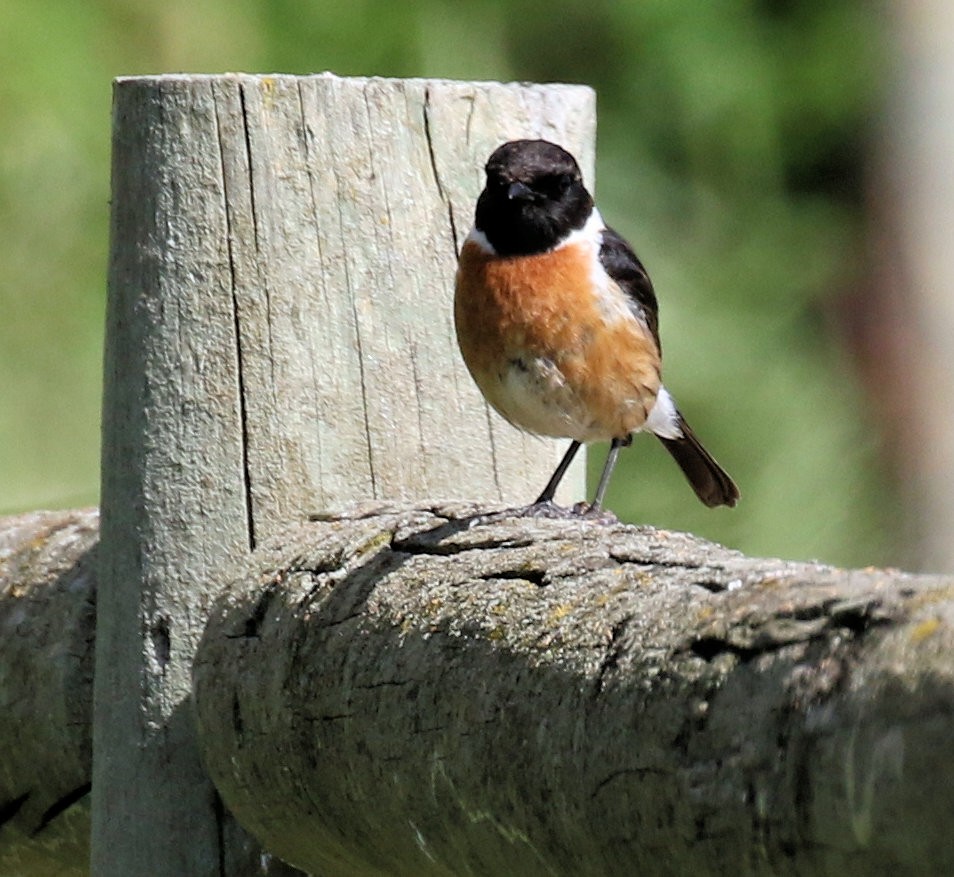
[192,503,954,876]
[4,503,954,874]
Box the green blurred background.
[0,0,897,567]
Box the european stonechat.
[454,139,739,514]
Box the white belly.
[482,355,605,443]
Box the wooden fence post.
[92,73,595,875]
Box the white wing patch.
[643,387,683,439]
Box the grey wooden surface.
[93,73,595,876]
[195,502,954,877]
[0,509,97,877]
[4,501,954,875]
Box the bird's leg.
[589,436,630,512]
[468,441,584,527]
[468,438,631,527]
[534,440,582,505]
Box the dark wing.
[598,226,660,349]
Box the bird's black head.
[474,140,593,256]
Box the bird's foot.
[568,502,619,524]
[468,500,618,527]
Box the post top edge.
[111,72,594,96]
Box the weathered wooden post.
[92,73,594,874]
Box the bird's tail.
[656,415,739,508]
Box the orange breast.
[454,239,662,442]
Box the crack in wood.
[687,601,897,664]
[483,401,504,500]
[32,783,91,837]
[477,568,549,586]
[422,86,460,256]
[594,615,633,693]
[214,80,257,552]
[0,792,29,829]
[334,161,377,496]
[212,790,227,877]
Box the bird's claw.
[468,500,618,527]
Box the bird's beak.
[507,181,534,201]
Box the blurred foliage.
[0,0,894,566]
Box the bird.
[453,139,739,516]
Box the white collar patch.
[465,208,605,258]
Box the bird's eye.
[539,173,572,198]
